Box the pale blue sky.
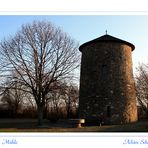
[0,15,148,73]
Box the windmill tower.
[79,33,137,124]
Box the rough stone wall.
[79,42,137,124]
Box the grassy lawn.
[0,118,148,132]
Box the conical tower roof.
[79,34,135,51]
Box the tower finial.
[105,30,107,35]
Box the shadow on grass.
[0,118,148,132]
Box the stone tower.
[79,34,137,124]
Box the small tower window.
[107,106,111,118]
[101,64,108,79]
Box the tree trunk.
[37,104,44,126]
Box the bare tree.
[45,81,65,121]
[0,20,79,125]
[135,63,148,117]
[45,81,79,120]
[62,83,79,118]
[1,79,27,117]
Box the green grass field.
[0,118,148,132]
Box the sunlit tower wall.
[79,34,138,124]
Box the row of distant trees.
[0,20,80,125]
[0,80,79,120]
[2,62,148,120]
